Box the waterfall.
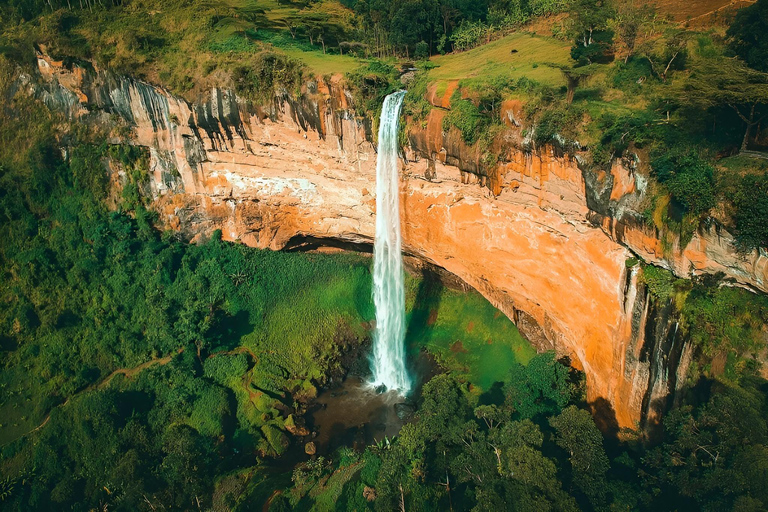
[370,90,411,394]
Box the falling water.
[370,90,411,394]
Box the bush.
[232,52,304,104]
[443,96,487,145]
[651,148,716,216]
[733,173,768,251]
[529,101,584,151]
[640,265,678,301]
[682,277,768,356]
[204,354,249,386]
[414,40,429,60]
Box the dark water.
[309,377,405,454]
[307,348,440,455]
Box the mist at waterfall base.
[369,90,411,395]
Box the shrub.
[733,173,768,251]
[443,96,487,145]
[232,52,304,104]
[651,148,716,216]
[640,265,677,301]
[203,354,249,386]
[529,101,584,151]
[414,40,429,60]
[682,277,768,356]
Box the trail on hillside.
[6,348,184,446]
[12,345,266,446]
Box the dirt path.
[9,345,266,446]
[5,348,184,446]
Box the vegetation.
[1,0,768,511]
[278,353,768,511]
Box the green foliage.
[644,378,768,511]
[443,93,487,144]
[727,0,768,73]
[204,354,249,386]
[571,29,615,65]
[651,148,716,216]
[681,277,768,358]
[568,0,615,65]
[732,173,768,251]
[527,99,584,151]
[550,405,610,501]
[414,40,429,60]
[190,385,232,438]
[232,51,305,104]
[450,20,488,52]
[488,4,530,29]
[592,109,661,163]
[345,60,397,121]
[363,368,581,511]
[506,352,572,419]
[639,265,678,301]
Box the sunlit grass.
[278,47,363,76]
[427,32,571,87]
[404,276,535,391]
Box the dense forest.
[2,0,768,511]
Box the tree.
[641,29,690,82]
[673,57,768,151]
[733,173,768,250]
[547,63,598,103]
[549,405,610,503]
[609,0,658,63]
[643,379,768,510]
[650,148,716,216]
[505,352,571,420]
[727,0,768,73]
[569,0,615,65]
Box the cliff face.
[25,53,768,429]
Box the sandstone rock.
[394,402,416,421]
[32,52,768,429]
[305,442,316,455]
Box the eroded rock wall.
[23,53,767,429]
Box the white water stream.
[369,90,411,394]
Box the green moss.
[443,90,487,145]
[404,274,535,391]
[639,265,679,302]
[261,424,290,456]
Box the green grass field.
[427,32,571,87]
[404,275,535,391]
[279,47,363,76]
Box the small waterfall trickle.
[370,90,411,394]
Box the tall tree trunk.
[735,103,758,152]
[742,122,753,152]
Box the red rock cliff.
[26,54,768,429]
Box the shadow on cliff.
[590,397,620,438]
[405,267,444,344]
[405,267,444,386]
[283,235,373,254]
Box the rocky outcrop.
[22,53,767,430]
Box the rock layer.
[24,53,768,429]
